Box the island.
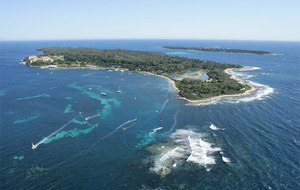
[22,47,253,101]
[161,46,273,55]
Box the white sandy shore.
[152,68,258,104]
[147,73,179,92]
[29,63,257,104]
[179,68,258,103]
[145,68,258,104]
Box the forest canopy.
[25,47,250,100]
[162,46,273,55]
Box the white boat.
[32,143,37,150]
[101,92,106,96]
[154,127,163,132]
[117,87,122,93]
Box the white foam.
[149,127,163,136]
[150,146,185,173]
[187,99,220,106]
[101,118,137,140]
[245,75,254,79]
[209,124,220,131]
[186,68,274,106]
[234,81,274,103]
[240,66,261,71]
[150,129,223,174]
[33,115,79,149]
[186,136,220,165]
[222,156,231,163]
[166,111,178,133]
[157,99,169,114]
[294,139,300,147]
[154,127,163,132]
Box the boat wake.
[139,99,169,126]
[122,122,138,130]
[85,113,100,121]
[100,118,137,140]
[157,99,169,115]
[32,115,79,149]
[166,111,178,133]
[149,127,163,136]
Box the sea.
[0,40,299,190]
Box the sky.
[0,0,299,41]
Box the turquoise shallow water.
[0,40,299,189]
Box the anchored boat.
[117,87,122,93]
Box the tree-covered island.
[161,46,273,55]
[22,47,252,100]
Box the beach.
[36,64,257,104]
[2,40,296,190]
[147,73,179,92]
[173,68,258,103]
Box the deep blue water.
[0,40,299,189]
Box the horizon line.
[0,38,299,43]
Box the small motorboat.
[117,87,122,93]
[101,92,107,96]
[32,143,37,150]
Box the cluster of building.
[27,55,55,63]
[20,55,65,68]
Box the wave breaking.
[148,129,229,176]
[186,67,274,106]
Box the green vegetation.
[176,77,251,100]
[162,46,273,55]
[24,47,251,100]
